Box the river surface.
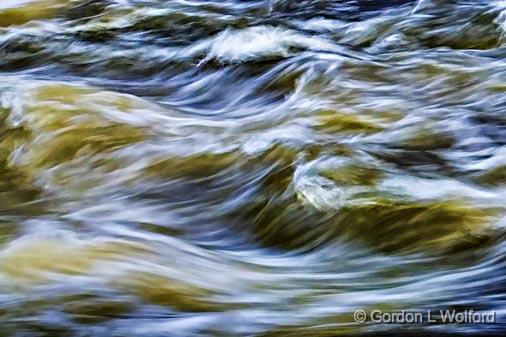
[0,0,505,336]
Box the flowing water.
[0,0,505,336]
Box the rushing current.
[0,0,505,336]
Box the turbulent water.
[0,0,505,336]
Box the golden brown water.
[0,0,505,336]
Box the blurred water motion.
[0,0,505,336]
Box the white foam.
[495,0,506,8]
[0,0,32,10]
[200,26,338,64]
[495,1,506,39]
